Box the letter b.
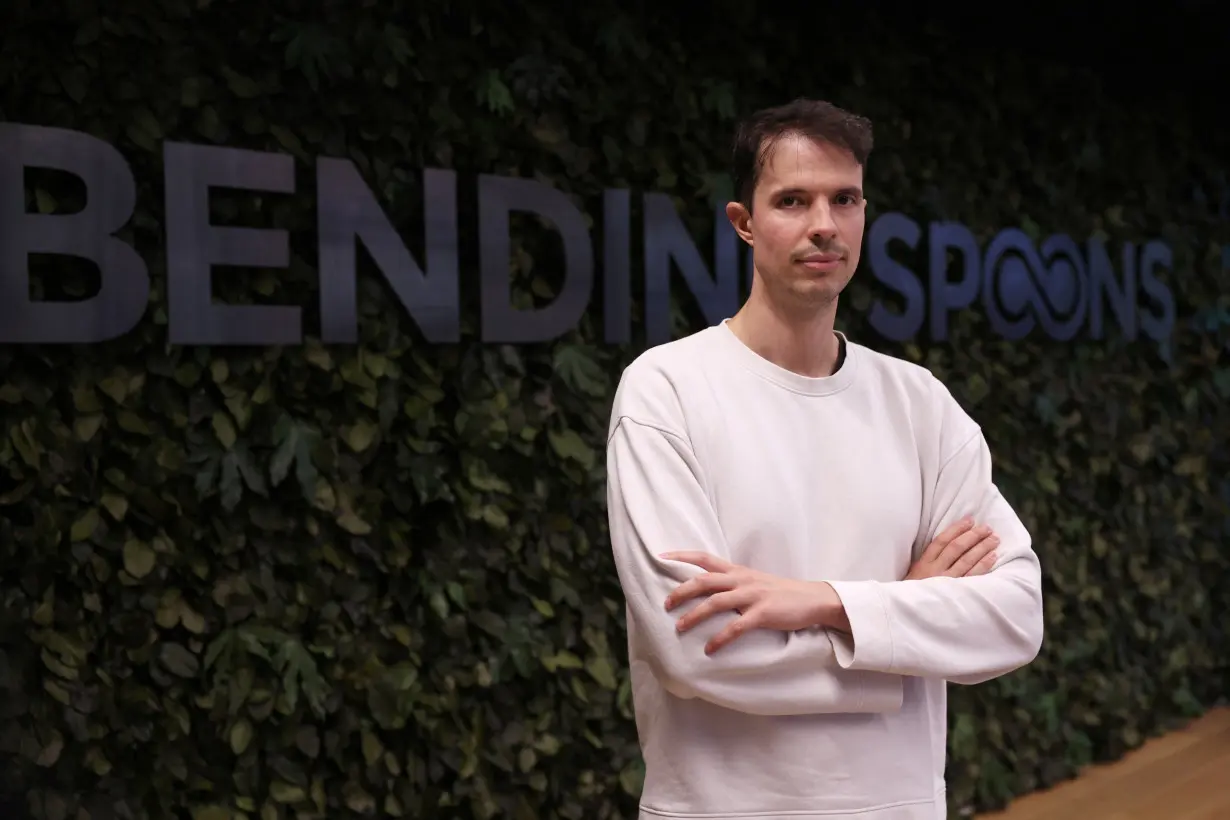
[0,124,149,343]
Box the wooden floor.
[978,707,1230,820]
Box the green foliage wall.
[1,3,1227,819]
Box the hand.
[661,552,843,654]
[905,516,999,580]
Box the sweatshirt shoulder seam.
[607,414,695,450]
[937,427,982,473]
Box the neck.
[727,286,842,378]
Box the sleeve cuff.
[825,580,896,672]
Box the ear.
[725,201,754,246]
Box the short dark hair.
[731,98,873,208]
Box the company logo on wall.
[865,213,1175,343]
[0,122,1189,348]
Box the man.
[604,98,1044,820]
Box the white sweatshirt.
[605,319,1044,820]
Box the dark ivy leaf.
[159,643,201,678]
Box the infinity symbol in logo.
[981,230,1089,341]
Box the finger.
[660,551,734,573]
[919,517,974,562]
[665,572,735,610]
[937,524,993,569]
[705,610,761,654]
[675,589,756,633]
[946,535,999,577]
[965,550,999,577]
[934,516,975,545]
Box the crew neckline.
[714,318,859,397]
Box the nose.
[808,201,839,240]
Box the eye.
[779,195,802,207]
[835,193,862,206]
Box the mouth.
[797,253,843,271]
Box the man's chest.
[688,392,927,583]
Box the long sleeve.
[607,413,904,716]
[826,423,1045,685]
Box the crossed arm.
[606,416,905,716]
[606,413,1045,717]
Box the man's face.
[727,133,866,310]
